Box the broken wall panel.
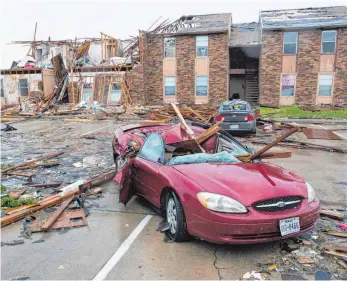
[302,128,342,140]
[42,69,56,97]
[1,73,42,104]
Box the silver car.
[215,100,256,134]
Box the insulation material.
[302,128,342,140]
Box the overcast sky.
[1,0,346,68]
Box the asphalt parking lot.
[1,118,347,280]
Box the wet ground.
[1,118,347,280]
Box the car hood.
[172,162,307,206]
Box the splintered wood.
[141,104,216,124]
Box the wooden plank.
[4,204,39,215]
[249,128,299,161]
[188,107,206,122]
[302,128,342,140]
[171,103,195,139]
[1,189,80,227]
[28,183,63,188]
[323,244,347,252]
[195,124,220,144]
[79,169,116,192]
[1,152,64,173]
[320,209,344,220]
[324,250,347,259]
[235,151,292,161]
[338,260,347,269]
[40,196,75,231]
[327,231,347,238]
[51,209,87,229]
[8,189,28,199]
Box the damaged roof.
[260,6,347,30]
[229,22,261,46]
[155,13,231,35]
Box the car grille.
[252,196,304,212]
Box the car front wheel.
[166,191,190,242]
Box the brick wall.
[334,27,347,105]
[128,31,228,106]
[295,30,321,105]
[259,31,282,105]
[176,35,195,104]
[126,65,145,105]
[209,33,228,106]
[143,34,163,105]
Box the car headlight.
[306,182,316,203]
[197,192,248,213]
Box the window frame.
[138,133,165,165]
[321,30,337,54]
[280,73,297,97]
[195,76,208,97]
[81,83,93,103]
[18,78,29,96]
[164,37,176,58]
[196,36,209,57]
[283,32,298,55]
[164,76,176,97]
[108,81,122,103]
[317,73,334,97]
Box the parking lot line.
[92,215,153,280]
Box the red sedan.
[112,122,320,244]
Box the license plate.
[279,217,300,236]
[229,125,239,129]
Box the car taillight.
[215,115,224,122]
[244,114,255,121]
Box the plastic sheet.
[168,151,240,166]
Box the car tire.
[166,191,190,242]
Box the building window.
[164,38,176,58]
[196,76,208,96]
[1,79,4,97]
[318,74,334,96]
[281,74,296,96]
[321,30,337,54]
[109,82,121,102]
[36,49,43,61]
[82,84,92,102]
[196,36,208,57]
[164,77,176,96]
[283,32,298,55]
[18,78,28,96]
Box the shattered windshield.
[168,151,240,166]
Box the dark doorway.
[229,75,245,100]
[229,46,261,104]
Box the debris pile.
[138,104,216,123]
[1,169,115,233]
[250,208,347,280]
[243,118,347,154]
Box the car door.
[133,133,165,206]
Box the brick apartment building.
[127,6,347,106]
